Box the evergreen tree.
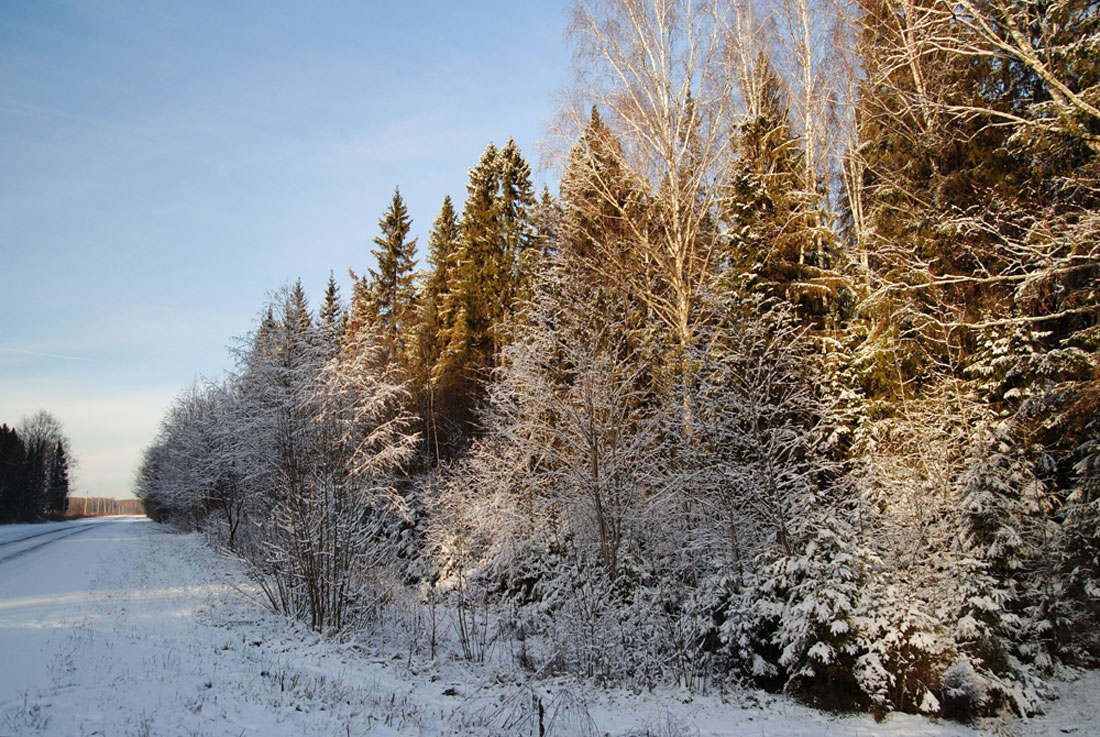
[1061,420,1100,662]
[363,187,419,366]
[346,271,372,341]
[532,186,561,260]
[854,0,1099,383]
[20,438,46,521]
[558,107,666,394]
[559,107,647,293]
[319,270,346,355]
[44,440,70,516]
[420,196,460,374]
[0,425,26,524]
[722,54,845,329]
[433,141,537,442]
[497,138,538,310]
[412,196,461,461]
[434,145,501,443]
[15,410,70,521]
[955,423,1051,670]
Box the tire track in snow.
[0,520,115,566]
[0,519,105,547]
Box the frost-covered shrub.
[506,557,633,682]
[851,586,952,717]
[939,660,990,722]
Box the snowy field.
[0,517,1094,736]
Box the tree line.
[0,411,73,523]
[137,0,1098,721]
[68,497,145,517]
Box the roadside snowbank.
[1,518,1090,736]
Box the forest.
[136,0,1099,721]
[0,412,73,523]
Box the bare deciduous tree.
[563,0,740,351]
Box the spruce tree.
[722,54,844,329]
[421,195,460,364]
[558,106,645,288]
[346,271,372,341]
[851,0,1100,690]
[319,271,346,355]
[497,138,538,309]
[20,438,46,521]
[854,0,1099,377]
[44,440,70,516]
[364,187,419,366]
[433,145,500,443]
[532,186,561,260]
[433,140,538,444]
[558,108,657,381]
[0,425,26,523]
[413,196,461,460]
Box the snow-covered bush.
[725,515,866,709]
[138,284,419,634]
[1060,423,1100,662]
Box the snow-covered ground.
[0,517,1093,736]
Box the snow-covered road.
[0,517,1091,736]
[0,516,400,736]
[0,517,140,707]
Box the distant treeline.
[69,497,144,517]
[0,411,72,523]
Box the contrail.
[0,346,94,362]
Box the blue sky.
[0,0,573,499]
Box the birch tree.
[484,261,661,580]
[565,0,739,352]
